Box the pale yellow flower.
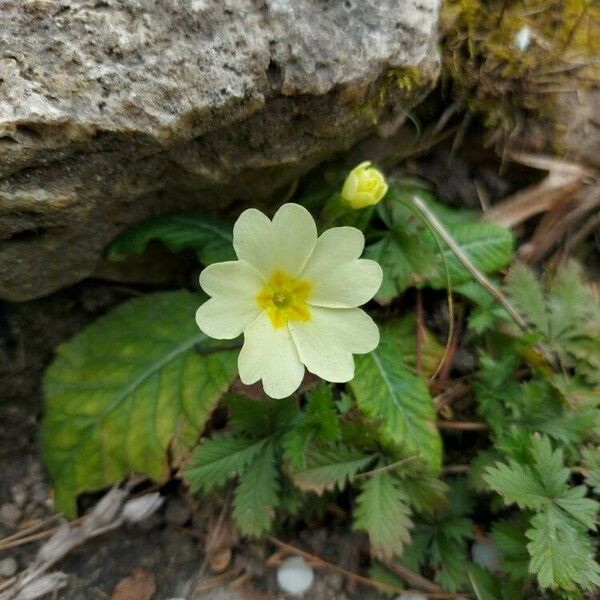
[195,203,382,399]
[340,161,388,209]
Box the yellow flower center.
[257,270,312,328]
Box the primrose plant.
[40,158,600,598]
[195,202,383,399]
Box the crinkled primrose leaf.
[108,213,235,265]
[42,291,237,517]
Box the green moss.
[354,66,424,125]
[441,0,600,146]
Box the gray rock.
[0,503,21,529]
[0,0,441,300]
[10,483,28,509]
[0,556,18,578]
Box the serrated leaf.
[581,446,600,494]
[184,434,268,492]
[289,444,375,494]
[431,534,470,590]
[108,213,235,265]
[368,562,405,595]
[349,324,442,471]
[490,519,530,582]
[426,222,514,289]
[233,441,279,537]
[365,234,415,301]
[282,385,342,470]
[353,472,413,559]
[42,291,237,517]
[468,564,524,600]
[484,461,546,510]
[227,396,295,439]
[527,506,600,591]
[505,264,549,334]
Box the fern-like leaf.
[185,434,268,492]
[353,472,413,558]
[289,444,375,495]
[232,441,279,537]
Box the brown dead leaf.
[482,153,593,228]
[110,569,156,600]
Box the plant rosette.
[195,203,383,398]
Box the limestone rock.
[0,0,441,301]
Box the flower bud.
[340,161,388,209]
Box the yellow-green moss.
[354,66,424,125]
[441,0,600,146]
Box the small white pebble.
[396,593,428,600]
[122,493,164,524]
[277,556,315,596]
[0,556,18,578]
[0,503,21,529]
[515,26,531,51]
[10,483,28,508]
[472,539,502,573]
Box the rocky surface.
[0,0,441,301]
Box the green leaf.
[365,234,415,301]
[527,506,600,591]
[484,461,547,511]
[581,446,600,494]
[108,213,235,265]
[468,564,525,600]
[289,444,375,494]
[353,471,413,558]
[485,436,600,592]
[42,291,237,517]
[227,396,296,439]
[282,384,342,470]
[184,434,268,492]
[490,519,531,582]
[383,314,445,377]
[426,222,514,289]
[233,441,280,537]
[368,562,405,595]
[505,264,549,335]
[350,324,442,471]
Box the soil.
[0,282,388,599]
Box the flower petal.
[195,260,264,339]
[233,208,274,276]
[289,307,379,382]
[233,204,317,278]
[300,227,381,308]
[300,236,382,310]
[238,312,305,398]
[199,260,265,297]
[196,297,260,340]
[270,203,317,277]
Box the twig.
[186,489,232,600]
[434,382,471,412]
[0,518,84,552]
[415,290,424,375]
[442,464,471,475]
[410,194,529,333]
[381,559,468,599]
[439,421,488,431]
[0,489,163,600]
[438,304,464,383]
[191,567,243,593]
[0,515,61,547]
[267,537,461,599]
[354,455,420,480]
